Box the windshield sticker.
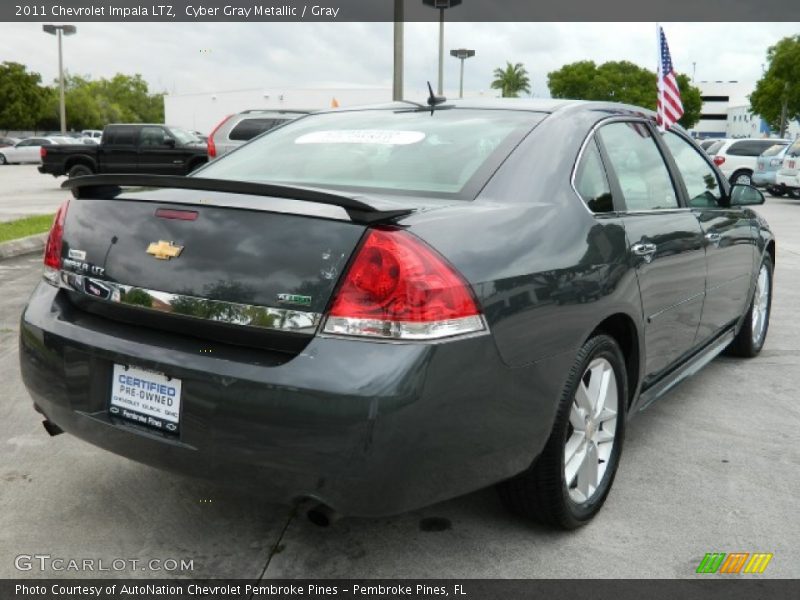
[294,130,426,146]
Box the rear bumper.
[752,171,776,187]
[19,282,571,517]
[776,172,800,189]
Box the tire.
[67,164,93,178]
[789,189,800,200]
[766,186,785,197]
[727,254,773,358]
[497,334,628,529]
[730,170,753,186]
[0,153,6,165]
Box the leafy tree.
[547,60,703,129]
[750,35,800,136]
[0,62,48,131]
[491,62,531,98]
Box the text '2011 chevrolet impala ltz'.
[19,99,774,529]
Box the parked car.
[697,139,720,152]
[38,124,208,179]
[753,144,798,197]
[0,136,20,148]
[81,129,103,139]
[207,109,309,159]
[708,138,790,185]
[21,99,774,530]
[0,137,67,165]
[775,137,800,198]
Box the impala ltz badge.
[146,240,184,260]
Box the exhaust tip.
[42,420,63,437]
[306,503,339,528]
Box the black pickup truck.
[38,124,208,178]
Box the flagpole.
[656,23,664,132]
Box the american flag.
[657,26,684,131]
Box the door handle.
[705,232,722,246]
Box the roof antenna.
[426,81,446,115]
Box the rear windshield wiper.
[62,174,414,224]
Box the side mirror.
[729,184,765,206]
[164,137,176,148]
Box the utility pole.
[393,0,404,101]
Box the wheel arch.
[65,155,97,173]
[587,312,641,408]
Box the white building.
[164,87,393,134]
[727,105,800,141]
[691,81,752,139]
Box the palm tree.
[491,62,532,98]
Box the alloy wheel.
[735,172,752,185]
[565,357,619,504]
[751,264,770,346]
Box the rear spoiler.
[61,174,414,224]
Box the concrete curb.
[0,233,48,260]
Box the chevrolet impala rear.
[19,105,566,518]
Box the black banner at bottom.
[3,579,799,600]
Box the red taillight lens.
[40,146,47,159]
[324,228,485,340]
[43,200,70,284]
[713,155,725,166]
[207,114,232,159]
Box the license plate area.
[110,364,182,435]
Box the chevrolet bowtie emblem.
[146,240,184,260]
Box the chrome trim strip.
[56,270,322,334]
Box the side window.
[574,138,614,213]
[229,118,278,141]
[139,126,168,146]
[598,122,678,211]
[663,132,723,208]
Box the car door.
[597,120,707,379]
[661,131,757,342]
[138,126,182,175]
[100,127,138,173]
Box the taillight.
[43,200,70,285]
[207,114,232,159]
[40,146,47,159]
[713,155,725,166]
[323,228,485,340]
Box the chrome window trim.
[53,270,322,334]
[571,115,691,218]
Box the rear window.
[104,128,136,146]
[229,118,288,141]
[727,140,779,157]
[761,144,787,157]
[200,109,542,198]
[706,140,724,155]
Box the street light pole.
[43,24,77,134]
[422,0,462,97]
[450,49,475,98]
[393,0,404,101]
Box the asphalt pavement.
[0,166,799,579]
[0,165,66,223]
